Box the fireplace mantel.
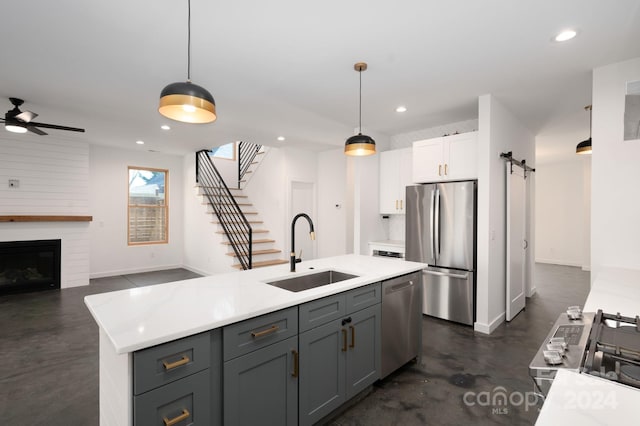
[0,215,93,222]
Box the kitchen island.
[85,254,426,426]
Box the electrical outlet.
[9,179,19,188]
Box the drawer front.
[134,331,210,395]
[134,369,210,426]
[299,293,346,333]
[223,307,298,361]
[345,282,381,314]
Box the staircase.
[196,149,287,270]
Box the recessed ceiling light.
[161,125,171,130]
[396,106,407,113]
[136,140,145,145]
[554,29,577,42]
[277,136,285,141]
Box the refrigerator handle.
[423,269,469,280]
[429,188,436,263]
[434,187,440,261]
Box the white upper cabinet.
[379,147,413,214]
[412,131,478,183]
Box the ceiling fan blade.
[27,125,48,136]
[15,110,37,123]
[27,121,85,133]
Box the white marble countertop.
[583,266,640,317]
[536,370,640,425]
[368,240,405,249]
[85,254,426,354]
[538,266,640,424]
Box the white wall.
[182,152,234,275]
[592,56,640,280]
[317,149,348,257]
[535,158,591,268]
[0,135,90,288]
[89,145,184,277]
[476,94,535,334]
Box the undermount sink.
[265,270,359,292]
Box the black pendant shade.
[576,105,592,155]
[345,133,376,156]
[159,81,216,124]
[345,62,376,156]
[158,0,216,124]
[576,137,592,155]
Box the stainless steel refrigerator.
[405,181,476,325]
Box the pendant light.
[159,0,216,124]
[576,105,592,155]
[345,62,376,156]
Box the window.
[209,142,236,160]
[128,167,168,245]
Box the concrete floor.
[0,264,590,425]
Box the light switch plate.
[8,179,19,188]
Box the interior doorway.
[290,181,317,261]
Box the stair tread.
[203,202,252,206]
[195,184,243,190]
[226,248,281,257]
[212,220,263,224]
[232,259,288,269]
[216,229,269,234]
[221,239,275,245]
[207,211,258,215]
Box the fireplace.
[0,239,61,295]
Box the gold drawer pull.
[162,355,190,371]
[251,324,279,338]
[341,328,347,352]
[438,164,442,176]
[444,164,448,175]
[163,408,190,426]
[349,325,355,349]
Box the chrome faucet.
[290,213,315,272]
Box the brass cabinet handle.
[292,349,299,378]
[444,163,448,175]
[251,324,279,338]
[341,328,347,352]
[399,200,403,210]
[349,325,355,349]
[164,409,190,426]
[162,355,189,371]
[438,164,442,176]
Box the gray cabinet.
[132,329,222,426]
[298,283,381,426]
[223,308,299,426]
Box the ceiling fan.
[1,97,85,135]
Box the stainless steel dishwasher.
[381,270,422,378]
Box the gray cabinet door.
[224,336,298,426]
[299,320,346,426]
[345,304,381,399]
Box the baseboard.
[526,286,537,297]
[90,264,183,279]
[181,264,214,277]
[536,258,583,267]
[581,265,591,272]
[474,312,505,335]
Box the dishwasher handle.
[386,280,416,294]
[423,269,469,280]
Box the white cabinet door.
[412,138,444,183]
[413,132,478,183]
[446,132,478,180]
[379,150,401,214]
[379,148,413,214]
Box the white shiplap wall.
[0,134,90,288]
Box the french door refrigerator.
[405,181,476,325]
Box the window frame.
[209,142,237,161]
[127,166,169,246]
